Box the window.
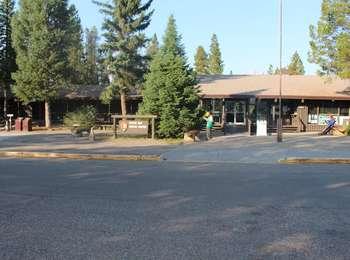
[308,106,318,124]
[212,99,223,113]
[319,106,338,115]
[225,101,246,125]
[340,107,349,116]
[203,100,212,112]
[235,103,245,124]
[202,99,223,124]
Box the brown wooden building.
[0,85,142,125]
[2,75,350,134]
[198,75,350,134]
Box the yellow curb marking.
[0,151,160,161]
[279,158,350,165]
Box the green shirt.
[206,116,214,129]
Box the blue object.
[326,118,336,128]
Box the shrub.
[64,106,97,131]
[345,124,350,136]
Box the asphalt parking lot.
[1,159,350,259]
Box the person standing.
[204,112,214,140]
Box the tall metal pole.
[277,0,283,143]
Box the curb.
[0,151,161,161]
[279,158,350,165]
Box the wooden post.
[222,99,226,134]
[113,117,117,139]
[45,101,51,129]
[151,117,155,140]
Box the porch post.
[113,116,117,139]
[247,101,251,135]
[151,117,155,140]
[221,99,225,130]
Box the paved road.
[1,159,350,259]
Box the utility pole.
[277,0,283,143]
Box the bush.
[345,124,350,136]
[64,106,97,132]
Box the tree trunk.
[45,101,51,129]
[24,104,33,118]
[3,88,7,118]
[120,91,127,119]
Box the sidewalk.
[162,134,350,164]
[1,131,350,164]
[0,130,178,156]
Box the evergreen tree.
[147,33,159,58]
[0,0,16,118]
[94,0,153,117]
[309,0,350,78]
[208,34,224,74]
[84,26,99,85]
[336,33,350,78]
[139,15,201,138]
[194,46,209,75]
[274,67,289,75]
[12,0,79,128]
[162,15,185,57]
[267,64,274,75]
[66,4,85,85]
[288,51,305,75]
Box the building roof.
[198,75,350,100]
[60,85,141,100]
[0,85,141,100]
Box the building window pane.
[203,100,212,112]
[340,107,349,116]
[235,103,244,113]
[236,113,245,123]
[213,112,221,124]
[319,106,338,115]
[213,99,223,112]
[226,113,235,124]
[225,101,235,113]
[308,106,318,124]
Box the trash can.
[23,118,32,132]
[15,117,23,131]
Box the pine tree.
[208,34,224,74]
[94,0,153,117]
[66,5,85,85]
[274,67,289,75]
[12,0,79,128]
[0,0,16,118]
[139,15,200,138]
[147,33,159,58]
[267,64,274,75]
[84,26,99,85]
[336,33,350,79]
[309,0,350,78]
[162,15,185,57]
[288,51,305,75]
[194,46,209,75]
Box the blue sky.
[70,0,323,75]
